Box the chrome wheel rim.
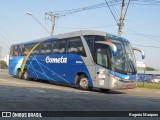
[18,71,22,78]
[80,78,88,88]
[24,72,28,79]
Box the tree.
[0,60,8,69]
[145,67,157,71]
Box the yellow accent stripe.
[21,39,46,73]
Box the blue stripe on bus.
[109,70,136,80]
[106,34,129,42]
[9,54,93,87]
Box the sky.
[0,0,160,69]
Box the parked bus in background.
[9,30,145,91]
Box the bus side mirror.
[133,47,145,59]
[108,42,117,56]
[95,41,117,56]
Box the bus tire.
[16,69,22,79]
[78,74,89,90]
[23,70,30,80]
[100,88,110,92]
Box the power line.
[132,0,160,3]
[0,33,13,45]
[105,0,119,25]
[110,1,120,21]
[0,25,15,44]
[46,1,121,35]
[123,27,160,49]
[124,32,160,39]
[45,12,58,36]
[124,0,131,19]
[0,40,10,48]
[55,24,117,29]
[133,44,160,48]
[27,12,52,36]
[130,3,160,5]
[124,27,160,43]
[53,1,122,18]
[129,0,160,5]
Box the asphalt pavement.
[0,70,160,119]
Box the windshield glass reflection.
[112,40,136,74]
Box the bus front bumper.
[108,77,137,89]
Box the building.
[136,61,160,83]
[0,55,9,65]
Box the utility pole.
[45,12,59,36]
[118,0,125,36]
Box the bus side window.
[67,37,86,57]
[14,45,22,56]
[53,41,60,53]
[40,42,52,54]
[84,36,95,53]
[97,48,108,68]
[53,40,66,54]
[10,46,15,56]
[29,43,40,55]
[59,40,66,53]
[23,44,31,55]
[32,44,40,55]
[21,45,26,56]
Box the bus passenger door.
[93,43,111,89]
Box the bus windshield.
[84,35,137,74]
[112,40,136,74]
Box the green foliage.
[137,82,160,89]
[0,60,8,69]
[145,67,157,71]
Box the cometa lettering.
[46,56,67,63]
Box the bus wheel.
[78,75,89,90]
[100,88,110,92]
[16,69,22,79]
[23,70,30,80]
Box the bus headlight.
[109,74,121,81]
[114,76,121,81]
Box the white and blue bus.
[9,30,145,91]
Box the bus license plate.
[126,84,133,88]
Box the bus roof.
[11,30,129,46]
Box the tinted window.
[30,43,40,55]
[97,48,108,68]
[67,37,86,57]
[10,46,15,56]
[53,40,66,54]
[95,43,112,69]
[40,42,52,54]
[85,35,105,56]
[84,36,94,52]
[14,45,22,56]
[23,44,31,55]
[11,44,30,56]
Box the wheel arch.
[17,68,21,72]
[75,71,93,87]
